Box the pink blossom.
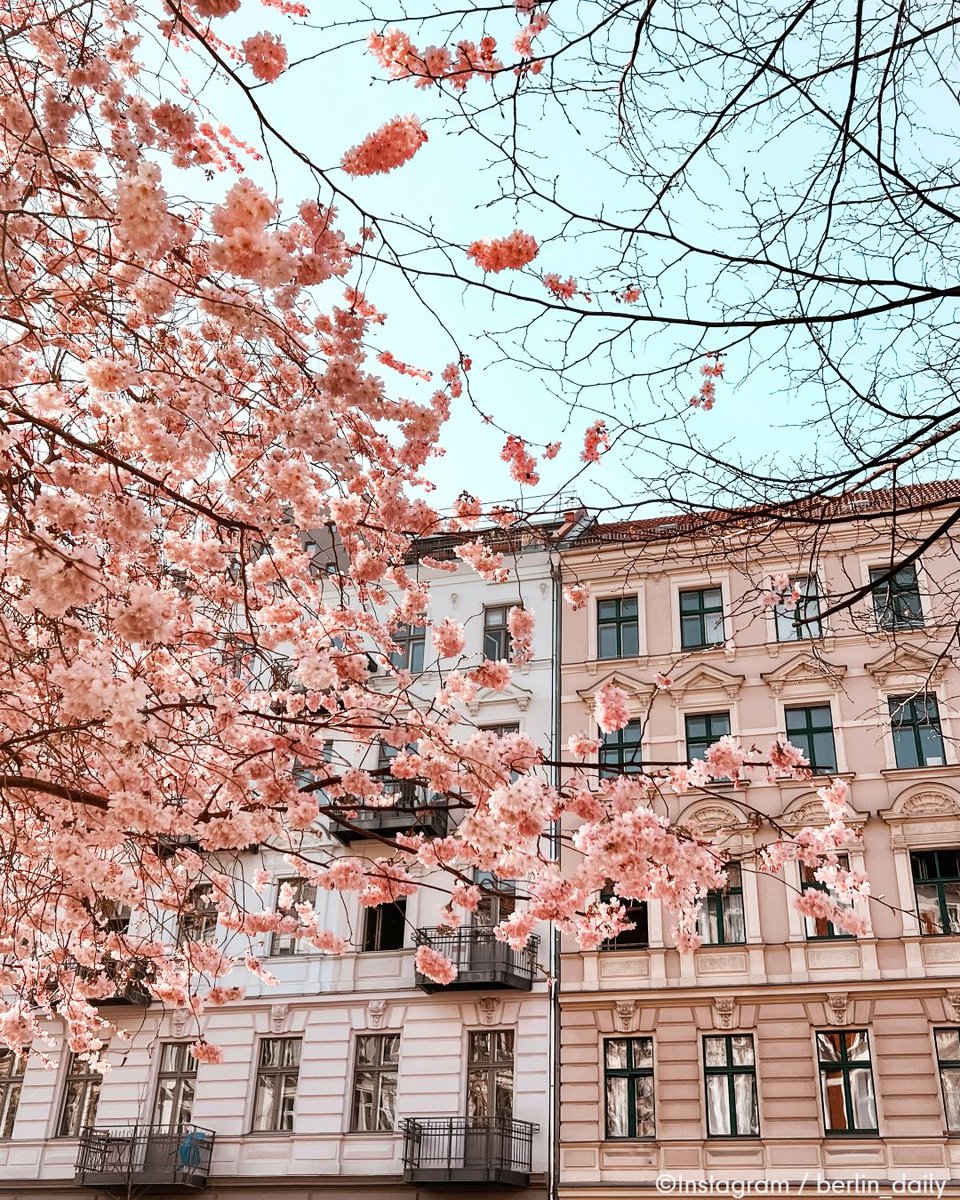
[767,739,809,774]
[581,419,610,463]
[703,735,745,780]
[433,617,466,658]
[543,273,577,299]
[567,733,601,758]
[342,116,428,177]
[543,441,561,459]
[654,673,672,689]
[467,231,538,273]
[468,660,512,690]
[508,605,534,664]
[562,582,590,610]
[242,32,288,82]
[415,944,458,984]
[500,435,540,486]
[190,1041,224,1064]
[594,683,631,734]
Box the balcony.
[75,1124,214,1192]
[401,1117,539,1188]
[325,783,449,845]
[414,927,539,992]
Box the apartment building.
[0,526,557,1199]
[556,488,960,1199]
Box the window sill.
[773,772,854,787]
[604,1136,656,1143]
[880,764,952,778]
[823,1131,880,1138]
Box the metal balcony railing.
[401,1116,539,1187]
[413,927,539,992]
[75,1124,214,1192]
[324,783,449,844]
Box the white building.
[0,526,559,1199]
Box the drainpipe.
[547,553,563,1200]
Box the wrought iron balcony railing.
[323,783,449,844]
[413,927,539,992]
[75,1124,214,1192]
[401,1116,539,1188]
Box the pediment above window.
[778,789,863,834]
[865,644,951,688]
[466,680,533,715]
[761,652,847,696]
[667,663,745,705]
[576,670,654,706]
[881,782,960,846]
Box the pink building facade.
[557,493,960,1199]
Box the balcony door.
[470,874,516,973]
[465,1030,514,1170]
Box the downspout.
[547,551,563,1200]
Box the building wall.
[557,510,960,1195]
[0,545,556,1195]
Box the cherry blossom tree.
[0,0,868,1061]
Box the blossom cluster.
[467,230,539,273]
[689,352,725,409]
[342,116,428,177]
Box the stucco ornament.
[714,997,736,1030]
[826,992,850,1025]
[478,996,502,1026]
[614,999,637,1031]
[270,1003,291,1033]
[368,999,388,1029]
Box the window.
[801,854,853,939]
[270,878,318,956]
[870,564,923,630]
[935,1029,960,1132]
[351,1034,400,1131]
[890,694,945,769]
[179,884,218,945]
[599,721,643,777]
[467,1030,514,1120]
[483,605,512,660]
[817,1030,878,1134]
[775,576,823,641]
[685,711,731,765]
[152,1043,197,1129]
[474,873,517,927]
[251,1038,301,1132]
[597,597,639,660]
[912,850,960,935]
[391,624,426,672]
[697,863,745,945]
[0,1049,24,1138]
[600,894,649,950]
[362,899,407,952]
[58,1053,103,1137]
[679,587,724,650]
[605,1038,655,1138]
[785,705,837,774]
[703,1035,759,1137]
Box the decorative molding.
[667,662,746,705]
[171,1009,189,1037]
[714,997,736,1030]
[269,1002,291,1033]
[881,783,960,826]
[539,581,549,600]
[466,680,534,715]
[760,652,847,696]
[724,640,736,663]
[614,999,637,1032]
[450,592,459,610]
[826,992,849,1025]
[576,671,652,706]
[780,791,862,832]
[901,792,959,817]
[946,990,960,1022]
[679,801,747,834]
[478,996,501,1026]
[865,643,951,687]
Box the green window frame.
[679,587,724,650]
[0,1049,24,1139]
[350,1033,400,1131]
[697,863,745,945]
[597,597,640,660]
[912,849,960,935]
[483,606,512,661]
[784,705,837,774]
[889,694,945,769]
[870,564,924,630]
[685,711,731,765]
[391,624,426,673]
[604,1038,655,1138]
[935,1029,960,1132]
[774,576,823,641]
[801,854,854,940]
[599,721,643,777]
[703,1035,759,1137]
[816,1030,878,1135]
[251,1037,301,1133]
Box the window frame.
[801,853,854,940]
[684,710,731,765]
[604,1037,655,1139]
[869,563,924,630]
[466,1028,515,1121]
[773,575,823,642]
[269,877,319,957]
[361,898,407,952]
[816,1029,879,1136]
[911,849,960,936]
[250,1037,302,1134]
[784,703,838,775]
[935,1028,960,1133]
[889,693,946,769]
[391,624,426,673]
[350,1033,400,1133]
[482,605,512,661]
[599,720,644,777]
[702,1034,759,1138]
[178,883,219,946]
[679,586,725,651]
[57,1052,103,1138]
[151,1042,198,1130]
[0,1049,25,1139]
[597,596,640,661]
[599,891,649,950]
[697,863,745,946]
